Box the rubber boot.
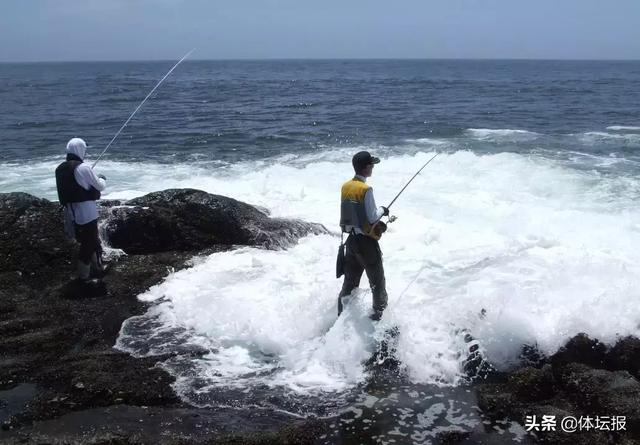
[77,261,91,281]
[90,253,106,278]
[369,309,384,321]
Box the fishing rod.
[386,151,440,211]
[92,48,196,168]
[371,151,440,233]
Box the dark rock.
[97,199,127,208]
[1,405,328,445]
[436,429,472,444]
[555,363,640,433]
[507,365,555,402]
[102,188,328,254]
[461,332,501,382]
[550,333,607,373]
[606,336,640,379]
[476,333,640,443]
[475,383,516,420]
[520,343,547,368]
[0,190,333,443]
[0,193,75,288]
[365,326,401,372]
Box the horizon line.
[1,56,640,64]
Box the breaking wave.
[94,148,640,408]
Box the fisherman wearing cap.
[338,151,389,321]
[55,138,107,282]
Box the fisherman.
[338,151,389,321]
[55,138,107,282]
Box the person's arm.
[364,188,385,224]
[74,164,107,191]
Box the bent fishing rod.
[374,151,440,226]
[366,151,440,240]
[92,48,195,168]
[387,151,440,211]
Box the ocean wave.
[578,132,640,144]
[38,149,633,404]
[7,149,640,403]
[606,125,640,131]
[282,102,318,109]
[404,137,451,146]
[465,128,540,142]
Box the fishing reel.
[370,215,398,239]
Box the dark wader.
[75,219,102,265]
[338,233,388,319]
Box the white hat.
[66,138,87,160]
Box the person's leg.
[337,236,365,315]
[75,220,99,280]
[365,258,388,320]
[89,223,105,277]
[357,237,388,320]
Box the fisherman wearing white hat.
[55,138,107,282]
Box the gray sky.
[1,0,639,62]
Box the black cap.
[352,151,380,171]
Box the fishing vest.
[340,177,372,235]
[55,161,101,205]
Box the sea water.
[2,59,640,442]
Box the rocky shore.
[474,334,640,445]
[1,189,640,445]
[0,190,327,444]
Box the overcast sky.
[1,0,639,62]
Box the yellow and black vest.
[340,177,372,235]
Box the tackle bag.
[336,233,345,278]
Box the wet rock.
[606,336,640,379]
[550,333,607,373]
[507,365,555,402]
[0,190,334,443]
[0,193,75,288]
[520,343,548,368]
[475,383,516,419]
[1,405,328,445]
[555,363,640,433]
[436,429,472,444]
[476,332,640,444]
[102,188,328,254]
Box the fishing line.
[92,48,195,168]
[386,151,441,304]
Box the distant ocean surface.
[2,60,640,442]
[1,59,639,163]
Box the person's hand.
[381,206,389,216]
[98,174,107,181]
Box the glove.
[381,206,389,216]
[98,174,107,181]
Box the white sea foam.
[6,148,640,396]
[579,131,640,144]
[465,128,540,142]
[404,138,451,146]
[607,125,640,131]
